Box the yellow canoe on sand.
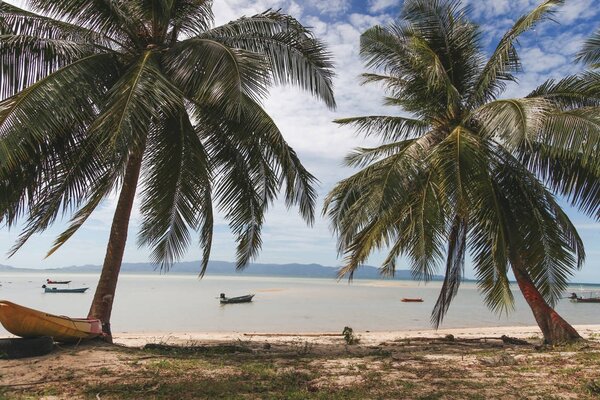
[0,300,102,343]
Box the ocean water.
[0,272,598,334]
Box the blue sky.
[1,0,600,283]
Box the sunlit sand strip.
[113,324,600,347]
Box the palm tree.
[0,1,335,340]
[324,0,600,344]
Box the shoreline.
[113,324,600,347]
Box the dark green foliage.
[0,0,335,273]
[325,0,600,326]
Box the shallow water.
[0,272,598,334]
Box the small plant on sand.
[290,339,314,355]
[343,326,359,345]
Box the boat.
[568,292,600,303]
[42,285,88,293]
[401,298,424,302]
[219,293,255,304]
[46,279,71,284]
[0,300,102,342]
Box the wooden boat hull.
[0,301,102,342]
[220,294,255,304]
[401,298,423,302]
[571,298,600,303]
[44,287,88,293]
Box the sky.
[1,0,600,283]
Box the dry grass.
[1,335,599,399]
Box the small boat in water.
[46,279,71,285]
[401,298,424,302]
[219,293,254,304]
[568,292,600,303]
[0,300,102,342]
[42,285,88,293]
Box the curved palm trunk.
[512,263,581,345]
[88,147,145,342]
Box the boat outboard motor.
[42,285,46,289]
[220,293,226,299]
[569,292,579,300]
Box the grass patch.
[5,339,600,399]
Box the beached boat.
[0,300,102,342]
[568,292,600,303]
[401,298,424,302]
[42,285,88,293]
[46,279,71,284]
[219,293,255,304]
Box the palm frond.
[431,215,467,328]
[169,0,213,38]
[527,74,600,109]
[138,110,211,272]
[335,115,429,143]
[195,108,274,269]
[468,0,563,106]
[164,38,270,116]
[473,97,553,150]
[344,140,418,168]
[522,143,600,220]
[203,11,335,109]
[326,136,446,282]
[90,51,182,156]
[495,149,582,305]
[576,29,600,68]
[26,0,142,45]
[0,53,121,238]
[232,95,318,224]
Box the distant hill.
[0,260,442,280]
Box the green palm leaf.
[468,0,563,107]
[577,29,600,68]
[203,11,335,108]
[327,0,593,342]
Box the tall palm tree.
[0,0,335,340]
[324,0,600,344]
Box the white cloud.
[559,0,599,24]
[368,0,398,13]
[520,47,567,73]
[305,0,351,16]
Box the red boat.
[46,279,71,285]
[401,298,424,302]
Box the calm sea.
[1,272,599,334]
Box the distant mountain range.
[0,260,443,280]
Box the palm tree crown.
[0,1,335,273]
[324,0,600,340]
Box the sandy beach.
[112,324,600,347]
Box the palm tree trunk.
[512,263,581,345]
[88,147,145,342]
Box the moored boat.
[42,285,88,293]
[46,279,71,284]
[401,298,424,302]
[568,292,600,303]
[219,293,255,304]
[0,300,102,342]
